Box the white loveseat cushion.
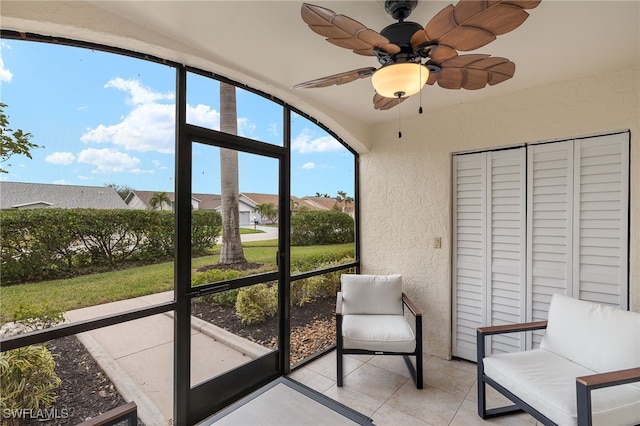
[342,315,415,353]
[341,274,403,315]
[483,349,640,426]
[540,294,640,374]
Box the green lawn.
[0,241,354,324]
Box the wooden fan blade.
[411,0,541,52]
[292,67,376,89]
[373,93,407,110]
[302,3,401,56]
[429,54,515,89]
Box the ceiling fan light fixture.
[371,62,429,99]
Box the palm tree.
[290,198,300,214]
[150,191,171,211]
[256,202,278,224]
[335,190,354,212]
[218,82,246,264]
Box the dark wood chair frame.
[76,401,137,426]
[336,291,423,389]
[477,322,640,426]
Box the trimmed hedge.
[290,210,354,246]
[0,208,221,285]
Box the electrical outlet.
[433,237,441,249]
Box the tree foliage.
[150,191,171,210]
[256,202,278,224]
[290,210,354,246]
[0,208,221,284]
[105,183,133,201]
[0,103,40,174]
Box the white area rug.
[200,377,373,425]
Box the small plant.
[0,346,62,425]
[0,306,64,426]
[191,269,241,287]
[235,284,277,324]
[11,304,65,332]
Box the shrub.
[0,305,64,425]
[191,210,223,255]
[0,346,62,424]
[0,208,222,284]
[192,269,242,307]
[290,210,354,246]
[10,304,65,332]
[235,284,277,324]
[208,288,240,307]
[290,257,355,306]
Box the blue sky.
[0,39,355,198]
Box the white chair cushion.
[483,349,640,426]
[341,274,403,315]
[342,315,415,353]
[540,294,640,374]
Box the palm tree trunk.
[219,82,246,264]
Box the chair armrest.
[577,367,640,390]
[336,291,343,316]
[402,293,422,317]
[477,321,547,337]
[575,367,640,426]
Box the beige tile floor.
[290,352,541,426]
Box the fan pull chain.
[397,94,402,139]
[419,65,423,114]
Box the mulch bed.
[25,336,143,425]
[34,261,335,424]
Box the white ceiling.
[2,1,639,128]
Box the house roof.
[241,193,280,207]
[127,190,343,212]
[0,182,128,210]
[126,190,222,210]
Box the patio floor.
[66,291,540,425]
[290,352,540,426]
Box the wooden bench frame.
[476,322,640,426]
[76,401,137,426]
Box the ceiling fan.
[293,0,541,110]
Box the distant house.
[0,182,128,210]
[125,190,222,212]
[125,190,350,225]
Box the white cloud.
[105,77,174,105]
[238,118,256,137]
[292,128,343,153]
[82,102,176,153]
[77,175,93,181]
[187,104,220,130]
[77,148,141,174]
[129,168,154,174]
[301,162,315,169]
[0,55,13,83]
[81,77,257,155]
[267,123,279,137]
[53,179,74,185]
[45,152,76,165]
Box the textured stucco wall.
[360,65,639,359]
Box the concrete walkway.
[64,227,279,424]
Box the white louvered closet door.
[452,148,526,360]
[526,141,574,347]
[452,152,487,361]
[487,149,527,354]
[573,134,629,308]
[452,132,630,361]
